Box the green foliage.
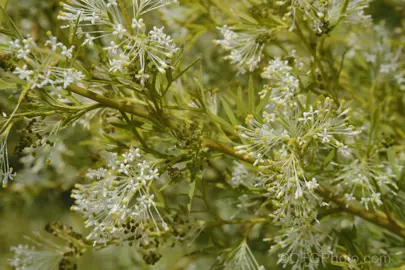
[1,0,405,269]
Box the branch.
[65,84,405,239]
[317,186,405,239]
[203,218,269,228]
[67,85,151,118]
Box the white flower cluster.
[71,147,168,246]
[214,26,269,74]
[268,214,332,270]
[259,58,300,104]
[327,0,371,25]
[259,153,320,223]
[229,161,258,188]
[277,0,371,33]
[9,243,65,270]
[333,157,399,210]
[1,128,15,188]
[236,97,359,166]
[217,241,265,270]
[234,59,359,222]
[58,0,179,85]
[9,33,84,90]
[363,23,405,90]
[236,98,359,220]
[298,99,359,155]
[0,113,16,188]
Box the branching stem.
[65,83,405,239]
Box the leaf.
[106,10,115,24]
[0,6,22,39]
[0,78,16,90]
[69,13,82,45]
[248,75,255,113]
[387,149,399,175]
[255,91,271,116]
[187,176,197,212]
[110,122,132,131]
[174,58,200,82]
[323,149,335,167]
[0,0,8,25]
[0,0,7,8]
[207,111,235,134]
[221,97,239,126]
[235,86,247,115]
[370,104,382,138]
[102,133,127,148]
[0,28,13,36]
[159,178,178,192]
[353,243,365,259]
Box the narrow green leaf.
[323,149,335,167]
[387,149,399,175]
[248,75,255,113]
[107,10,115,24]
[187,177,196,212]
[173,58,200,81]
[221,97,239,126]
[370,104,382,138]
[0,28,13,36]
[69,13,82,45]
[207,111,235,134]
[256,91,271,116]
[110,122,132,131]
[0,78,16,90]
[159,179,176,192]
[0,0,7,25]
[102,133,127,148]
[0,6,22,39]
[0,0,7,8]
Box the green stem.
[317,186,405,239]
[203,218,269,228]
[341,0,350,14]
[117,0,133,35]
[0,83,32,134]
[0,0,8,8]
[65,84,405,239]
[67,85,150,118]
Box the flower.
[277,0,327,32]
[14,65,34,81]
[268,213,332,270]
[235,95,359,222]
[332,157,399,210]
[58,0,179,84]
[277,0,371,33]
[8,34,84,91]
[8,37,34,59]
[71,148,168,245]
[235,114,286,166]
[260,58,300,105]
[236,98,359,165]
[9,244,65,270]
[217,241,265,270]
[105,26,178,76]
[326,0,371,27]
[132,0,179,17]
[361,23,405,90]
[304,98,360,150]
[259,151,320,222]
[215,25,270,74]
[229,161,255,188]
[8,226,82,270]
[1,130,15,188]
